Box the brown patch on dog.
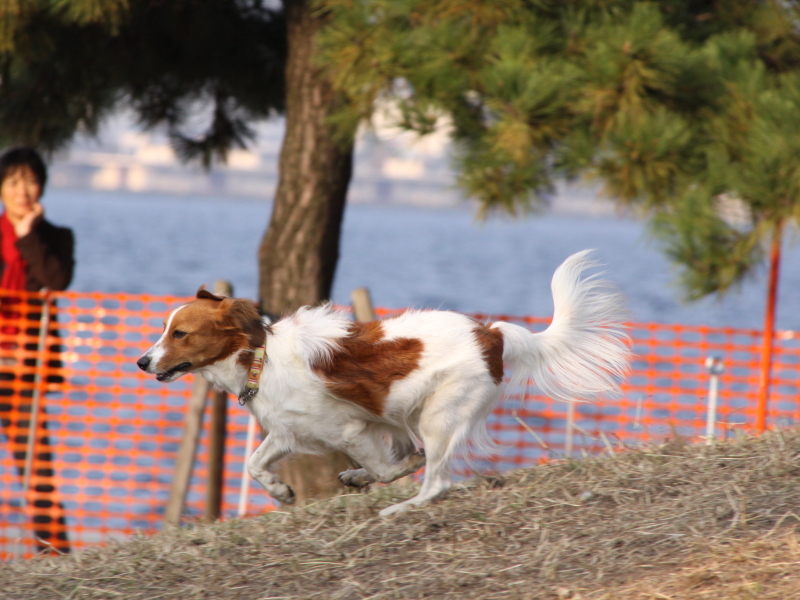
[474,323,504,385]
[315,320,423,416]
[154,297,267,375]
[217,298,268,368]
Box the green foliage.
[595,107,694,206]
[6,0,800,302]
[0,0,286,165]
[0,0,129,53]
[733,74,800,219]
[651,191,765,300]
[319,0,800,299]
[319,0,716,215]
[50,0,130,32]
[0,0,32,53]
[652,26,800,299]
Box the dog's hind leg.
[379,381,500,517]
[338,423,425,488]
[378,416,455,516]
[247,435,294,505]
[339,450,425,488]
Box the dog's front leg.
[246,435,294,505]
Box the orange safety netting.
[0,292,797,559]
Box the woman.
[0,148,74,290]
[0,147,74,554]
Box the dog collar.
[238,345,266,406]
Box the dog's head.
[136,287,266,382]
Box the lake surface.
[44,188,800,330]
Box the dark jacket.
[2,218,75,291]
[0,217,74,384]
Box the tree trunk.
[259,0,352,314]
[257,0,356,503]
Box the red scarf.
[0,213,28,290]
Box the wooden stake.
[206,280,232,522]
[164,375,210,527]
[351,287,376,322]
[22,294,50,497]
[164,280,231,527]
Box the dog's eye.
[173,330,187,339]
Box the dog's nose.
[136,355,151,371]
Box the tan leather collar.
[238,345,265,406]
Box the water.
[43,188,800,330]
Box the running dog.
[136,250,630,516]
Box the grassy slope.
[3,430,800,600]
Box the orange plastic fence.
[0,291,797,559]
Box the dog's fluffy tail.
[492,250,630,402]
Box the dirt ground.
[3,429,800,599]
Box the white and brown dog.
[137,250,629,516]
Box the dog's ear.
[196,285,226,302]
[222,298,266,348]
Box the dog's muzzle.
[136,355,192,381]
[155,362,192,381]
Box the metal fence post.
[705,356,724,444]
[237,415,259,518]
[565,401,576,458]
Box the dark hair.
[0,147,48,190]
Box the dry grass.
[3,430,800,600]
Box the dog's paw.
[338,468,374,488]
[271,484,295,505]
[379,501,414,517]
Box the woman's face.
[0,166,42,221]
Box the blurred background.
[43,111,800,329]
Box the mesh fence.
[0,292,796,558]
